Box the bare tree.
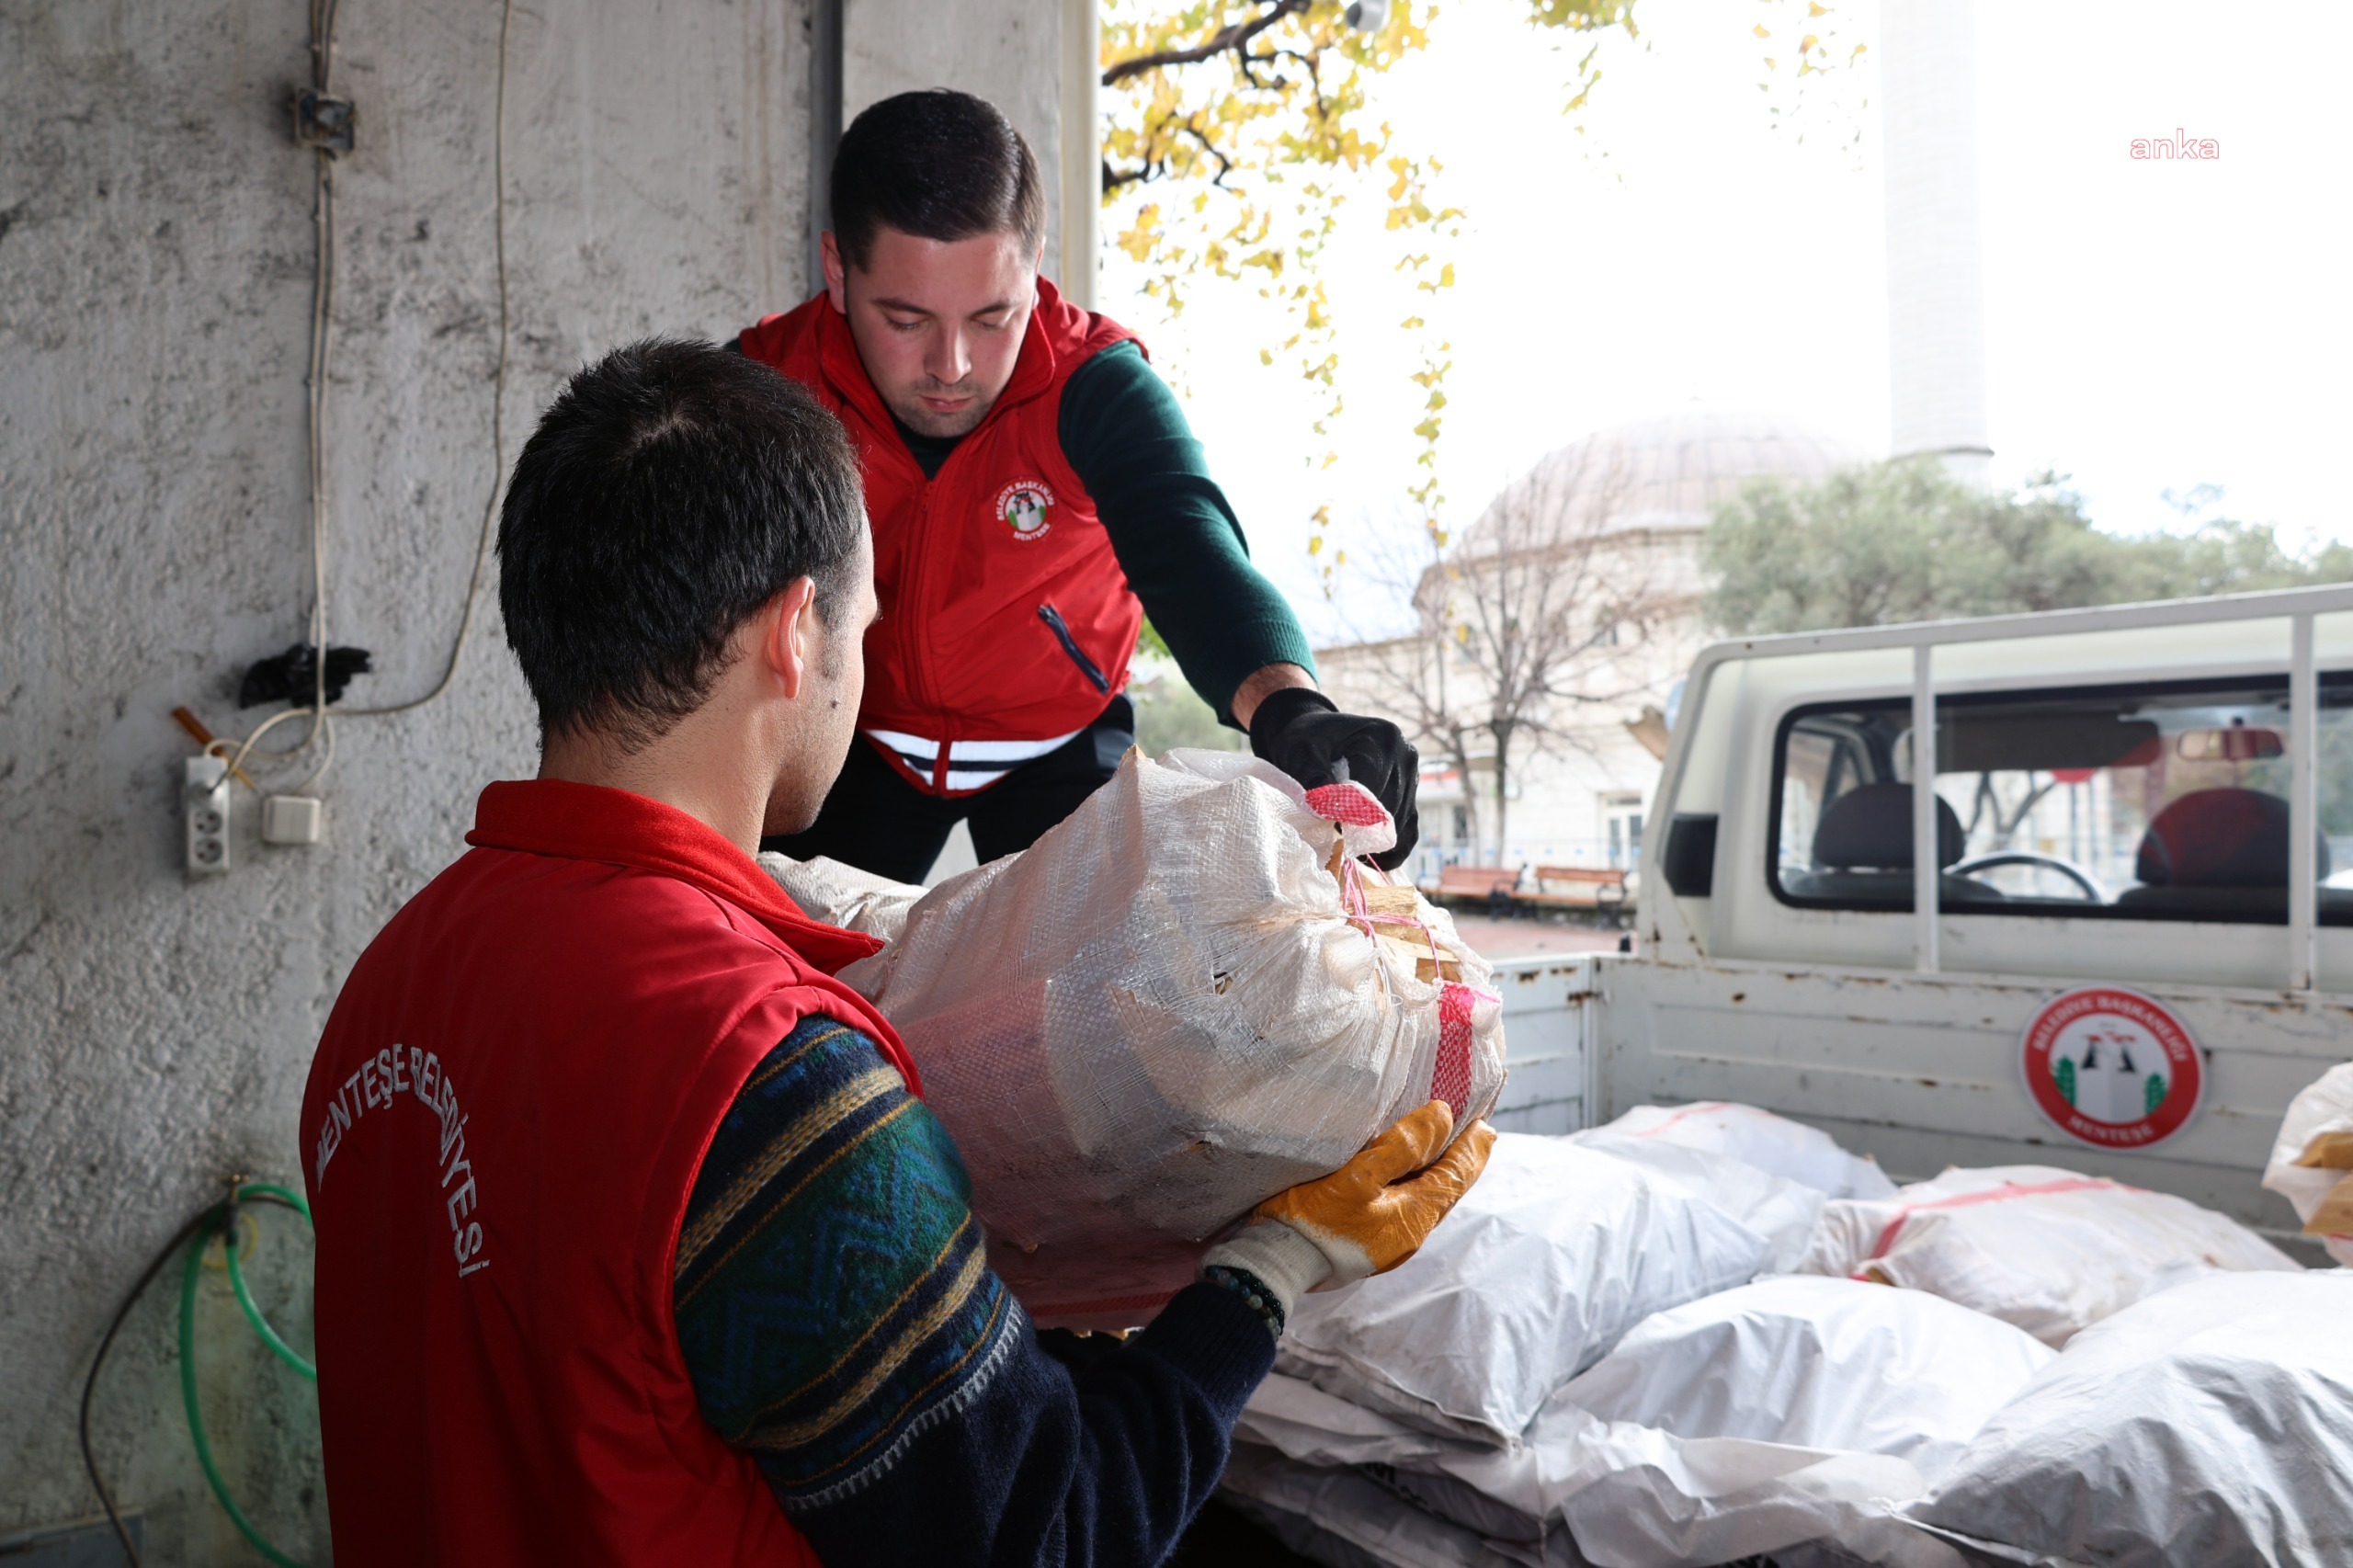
[1339,441,1677,867]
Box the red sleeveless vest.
[739,279,1142,795]
[300,780,918,1566]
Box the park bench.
[1523,866,1633,927]
[1426,864,1523,917]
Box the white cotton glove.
[1199,1218,1333,1324]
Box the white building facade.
[1318,408,1861,887]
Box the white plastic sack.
[1566,1130,1826,1273]
[1276,1132,1805,1444]
[1219,1445,1559,1568]
[1243,1277,2046,1567]
[831,748,1506,1328]
[2260,1061,2353,1267]
[1910,1270,2353,1567]
[1794,1164,2301,1346]
[758,851,924,941]
[1554,1276,2052,1490]
[1234,1370,1966,1568]
[1593,1103,1897,1200]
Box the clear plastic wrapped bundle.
[758,850,923,941]
[776,748,1506,1329]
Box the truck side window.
[1768,676,2353,925]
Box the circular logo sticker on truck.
[2020,985,2204,1150]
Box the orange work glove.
[1256,1100,1495,1290]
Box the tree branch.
[1101,0,1315,88]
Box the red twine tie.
[1308,785,1493,1122]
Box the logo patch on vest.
[995,480,1055,542]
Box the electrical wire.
[340,0,513,718]
[300,142,335,778]
[256,0,342,783]
[207,707,319,784]
[80,1208,214,1565]
[287,712,337,796]
[186,0,512,786]
[79,1184,315,1568]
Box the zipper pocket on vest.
[1037,603,1111,694]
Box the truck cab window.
[1769,676,2353,924]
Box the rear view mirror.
[1932,715,2162,774]
[2177,726,2285,763]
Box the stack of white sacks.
[1223,1098,2353,1568]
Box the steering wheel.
[1949,851,2107,903]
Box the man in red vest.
[299,339,1492,1565]
[742,89,1420,882]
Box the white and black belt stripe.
[865,727,1084,792]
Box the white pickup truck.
[1482,582,2353,1244]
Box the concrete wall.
[844,0,1074,289]
[6,2,1074,1554]
[0,0,830,1556]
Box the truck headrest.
[1813,782,1965,870]
[2134,787,2328,888]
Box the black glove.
[1249,687,1420,871]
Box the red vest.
[740,280,1142,794]
[300,780,919,1567]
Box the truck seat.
[2117,787,2328,916]
[1782,782,2007,906]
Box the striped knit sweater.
[673,1013,1276,1565]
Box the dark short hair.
[831,89,1044,270]
[497,338,866,747]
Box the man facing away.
[298,339,1493,1566]
[745,88,1423,882]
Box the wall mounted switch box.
[185,755,231,875]
[262,794,325,846]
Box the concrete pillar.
[1060,0,1101,310]
[843,0,1067,288]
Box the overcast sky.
[1098,1,2353,644]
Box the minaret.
[1881,0,1993,490]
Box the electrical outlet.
[186,755,231,876]
[262,794,324,846]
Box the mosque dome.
[1462,407,1868,552]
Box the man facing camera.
[298,339,1492,1566]
[743,88,1423,881]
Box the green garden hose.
[222,1183,318,1381]
[176,1184,315,1568]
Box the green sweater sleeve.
[1059,340,1316,726]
